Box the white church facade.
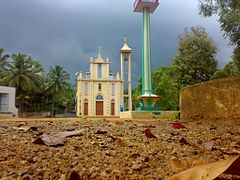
[76,39,132,117]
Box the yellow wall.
[180,76,240,120]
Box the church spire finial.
[98,46,102,58]
[124,35,127,43]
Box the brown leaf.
[170,157,206,173]
[13,126,31,132]
[56,130,84,138]
[172,122,187,129]
[179,137,192,145]
[33,130,84,146]
[95,130,107,134]
[168,156,240,180]
[199,141,214,151]
[115,138,128,147]
[179,138,214,151]
[144,128,157,138]
[69,170,80,180]
[33,134,66,146]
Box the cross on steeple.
[124,35,127,43]
[98,46,102,58]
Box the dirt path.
[0,118,239,179]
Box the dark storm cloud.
[0,0,234,86]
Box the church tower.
[120,37,132,111]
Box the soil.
[0,118,239,179]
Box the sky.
[0,0,234,87]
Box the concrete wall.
[180,77,240,120]
[120,111,179,119]
[0,86,18,117]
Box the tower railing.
[134,0,159,9]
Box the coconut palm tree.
[0,48,10,84]
[0,53,44,111]
[45,65,70,116]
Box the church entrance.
[84,99,88,115]
[96,95,103,115]
[111,99,115,115]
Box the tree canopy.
[198,0,240,67]
[170,27,218,88]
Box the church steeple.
[98,46,102,59]
[121,36,132,52]
[120,36,132,111]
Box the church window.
[96,95,103,100]
[84,83,88,94]
[98,64,102,79]
[112,83,115,95]
[98,83,102,91]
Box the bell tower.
[120,36,132,111]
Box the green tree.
[45,65,70,116]
[132,78,142,109]
[132,67,179,110]
[198,0,240,68]
[0,53,44,111]
[0,48,10,79]
[171,27,218,88]
[212,59,240,79]
[152,66,179,110]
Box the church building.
[76,39,132,117]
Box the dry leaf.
[33,134,66,146]
[115,138,128,146]
[180,138,214,151]
[95,130,107,134]
[170,157,206,173]
[33,130,84,146]
[199,141,214,151]
[56,130,84,138]
[179,137,192,146]
[144,128,157,138]
[13,126,31,132]
[172,122,187,129]
[69,170,80,180]
[168,156,240,180]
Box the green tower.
[134,0,160,111]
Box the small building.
[76,39,132,117]
[0,86,18,117]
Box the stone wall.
[180,77,240,120]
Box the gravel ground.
[0,118,239,179]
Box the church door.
[111,99,115,115]
[84,99,88,115]
[96,95,104,115]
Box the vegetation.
[0,51,74,115]
[45,65,70,116]
[170,27,218,88]
[132,26,235,110]
[198,0,240,69]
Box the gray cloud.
[0,0,234,86]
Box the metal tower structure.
[134,0,160,111]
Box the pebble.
[132,163,142,171]
[27,156,35,163]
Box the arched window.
[96,95,103,101]
[111,99,115,103]
[112,83,115,95]
[84,83,88,94]
[84,98,88,102]
[98,64,102,79]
